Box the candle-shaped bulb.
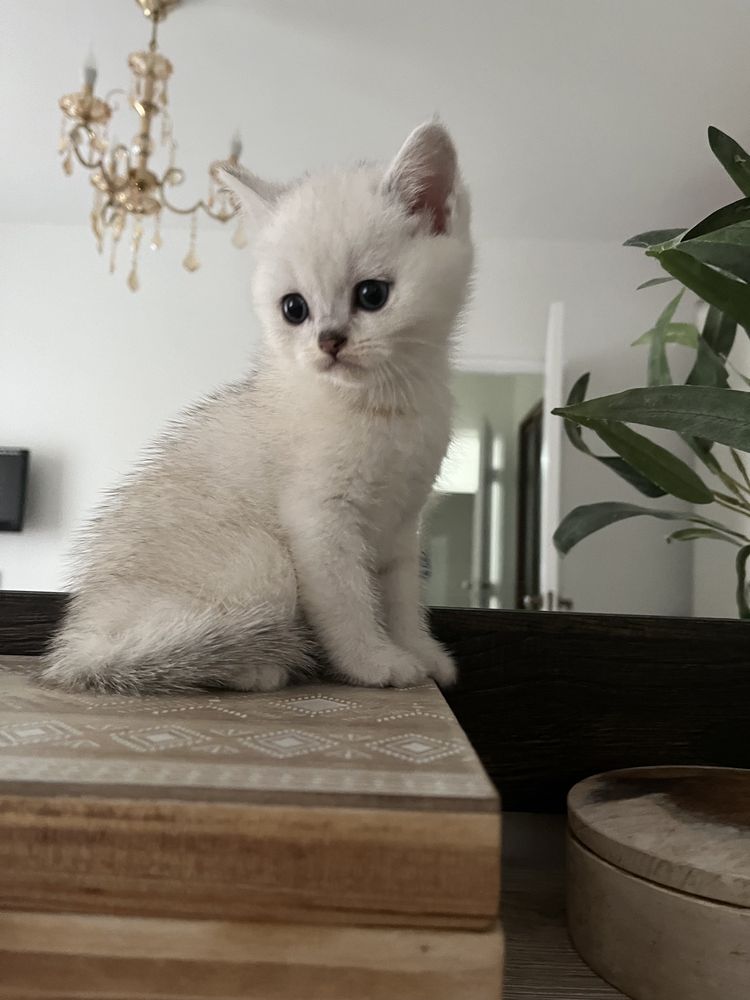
[83,51,97,90]
[230,132,242,160]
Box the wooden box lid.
[568,765,750,908]
[0,656,499,929]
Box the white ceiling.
[2,0,749,240]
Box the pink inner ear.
[410,172,452,235]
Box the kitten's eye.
[281,293,309,325]
[354,280,390,312]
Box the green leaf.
[677,222,750,284]
[648,336,671,386]
[708,127,750,197]
[637,277,676,290]
[649,250,750,330]
[685,434,723,475]
[655,290,684,327]
[575,418,712,503]
[668,527,741,545]
[554,502,747,555]
[682,197,750,240]
[624,229,685,249]
[686,337,730,389]
[567,371,590,406]
[701,306,736,359]
[554,385,750,451]
[562,372,592,455]
[641,291,684,386]
[736,544,750,618]
[596,457,668,497]
[632,323,699,349]
[685,433,750,501]
[562,374,666,498]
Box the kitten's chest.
[305,406,450,519]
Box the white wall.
[1,221,259,590]
[2,221,695,616]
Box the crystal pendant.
[182,247,200,272]
[91,192,104,253]
[127,221,143,292]
[231,217,248,249]
[62,150,73,176]
[150,214,163,251]
[183,216,200,272]
[109,212,125,274]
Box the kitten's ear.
[383,121,458,235]
[215,162,288,224]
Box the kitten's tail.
[39,600,317,695]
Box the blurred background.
[3,0,749,617]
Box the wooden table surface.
[502,813,624,999]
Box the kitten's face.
[252,171,472,386]
[220,123,473,392]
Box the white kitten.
[41,122,474,694]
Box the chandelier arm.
[68,125,134,197]
[68,123,106,171]
[103,88,129,112]
[159,182,237,222]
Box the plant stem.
[730,448,750,491]
[713,493,750,517]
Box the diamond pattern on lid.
[241,729,337,758]
[0,720,82,747]
[277,695,353,715]
[110,724,208,753]
[367,733,462,764]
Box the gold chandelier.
[57,0,246,291]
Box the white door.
[538,301,569,611]
[469,420,495,608]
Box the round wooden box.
[567,766,750,1000]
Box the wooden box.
[0,655,503,999]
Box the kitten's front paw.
[341,644,428,689]
[404,635,458,688]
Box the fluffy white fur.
[41,121,474,694]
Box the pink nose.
[318,331,347,357]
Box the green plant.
[554,127,750,618]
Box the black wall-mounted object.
[0,449,30,531]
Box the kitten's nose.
[318,330,348,357]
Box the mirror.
[423,372,543,610]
